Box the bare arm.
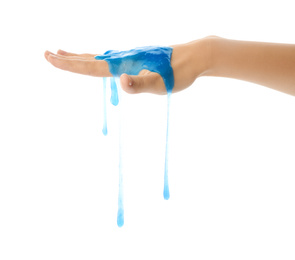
[204,36,295,96]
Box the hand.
[44,37,212,95]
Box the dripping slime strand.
[96,46,174,226]
[110,77,124,227]
[110,77,119,106]
[102,77,108,136]
[116,79,124,227]
[163,92,171,200]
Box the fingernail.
[59,49,66,54]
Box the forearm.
[203,37,295,96]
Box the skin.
[44,36,295,96]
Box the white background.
[1,0,295,259]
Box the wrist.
[195,35,221,77]
[200,36,222,76]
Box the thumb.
[119,73,145,94]
[120,73,166,95]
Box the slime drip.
[102,77,107,136]
[117,81,124,227]
[163,92,171,200]
[110,77,119,106]
[97,46,174,226]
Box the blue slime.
[96,46,174,226]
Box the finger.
[47,54,112,77]
[45,50,94,61]
[44,50,56,61]
[57,49,97,59]
[120,72,166,95]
